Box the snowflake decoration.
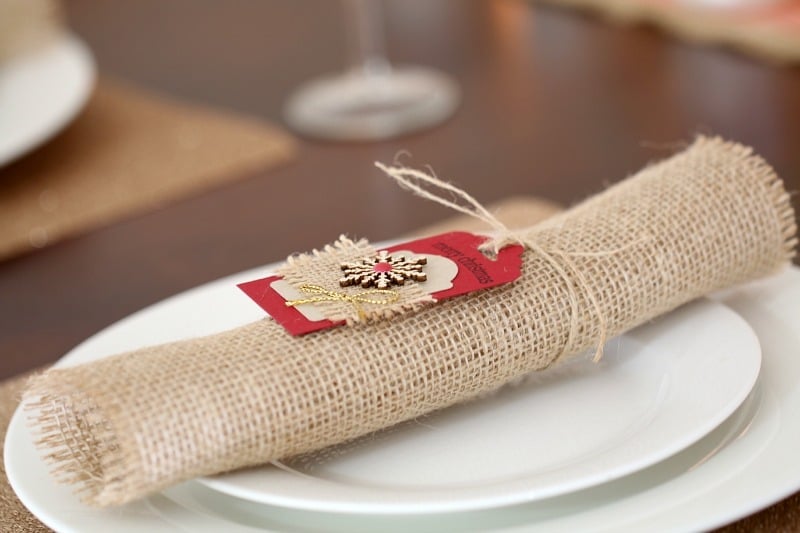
[339,250,427,289]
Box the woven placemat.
[539,0,800,63]
[1,196,796,530]
[0,78,296,261]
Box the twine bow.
[286,284,400,321]
[374,161,608,362]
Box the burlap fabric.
[276,236,433,324]
[24,137,797,507]
[0,78,295,261]
[0,197,558,532]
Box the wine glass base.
[284,66,460,141]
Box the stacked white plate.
[6,252,800,531]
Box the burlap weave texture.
[25,137,797,507]
[276,236,432,324]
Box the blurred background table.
[2,0,799,411]
[2,1,800,530]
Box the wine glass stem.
[347,0,392,77]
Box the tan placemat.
[0,78,296,261]
[539,0,800,63]
[1,196,796,530]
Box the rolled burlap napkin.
[24,136,797,507]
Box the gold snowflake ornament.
[339,250,427,289]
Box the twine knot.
[286,284,400,321]
[374,161,608,362]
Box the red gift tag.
[238,231,523,336]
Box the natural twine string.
[374,161,608,361]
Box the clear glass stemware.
[284,0,460,141]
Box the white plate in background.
[0,33,95,167]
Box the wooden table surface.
[1,0,799,399]
[2,1,800,530]
[0,0,800,524]
[3,0,799,382]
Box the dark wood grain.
[1,0,798,383]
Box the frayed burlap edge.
[24,374,143,507]
[705,137,797,260]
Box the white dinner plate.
[5,257,779,532]
[0,32,95,167]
